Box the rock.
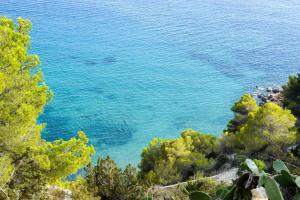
[267,94,273,99]
[251,187,268,200]
[256,86,264,90]
[262,97,267,102]
[254,85,283,106]
[64,189,72,200]
[47,185,72,200]
[210,168,239,184]
[272,88,281,93]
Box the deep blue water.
[1,0,300,167]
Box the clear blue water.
[1,0,300,167]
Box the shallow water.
[1,0,300,167]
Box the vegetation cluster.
[0,17,299,199]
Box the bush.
[145,160,181,186]
[253,159,266,172]
[85,156,145,200]
[140,129,217,183]
[184,176,218,197]
[64,177,98,200]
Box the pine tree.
[0,16,94,197]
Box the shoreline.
[252,85,283,106]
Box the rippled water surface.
[1,0,300,166]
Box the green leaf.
[264,176,284,200]
[216,188,230,198]
[273,160,290,174]
[222,185,236,200]
[296,177,300,188]
[275,170,295,187]
[245,159,259,175]
[258,172,267,186]
[189,191,212,200]
[292,193,300,200]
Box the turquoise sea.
[1,0,300,167]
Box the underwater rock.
[84,60,98,66]
[102,56,117,64]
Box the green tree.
[139,138,165,177]
[225,94,258,134]
[181,129,217,157]
[139,129,216,183]
[5,153,48,199]
[219,94,259,155]
[36,131,95,183]
[85,156,145,200]
[0,16,51,156]
[238,103,296,157]
[282,71,300,119]
[144,160,181,185]
[0,16,94,197]
[120,164,145,200]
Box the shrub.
[64,177,98,200]
[253,159,266,172]
[146,160,181,186]
[85,156,145,200]
[140,129,217,183]
[184,176,218,197]
[282,71,300,119]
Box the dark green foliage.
[4,153,48,199]
[283,72,300,119]
[189,191,212,200]
[85,156,145,200]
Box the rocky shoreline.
[252,86,283,106]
